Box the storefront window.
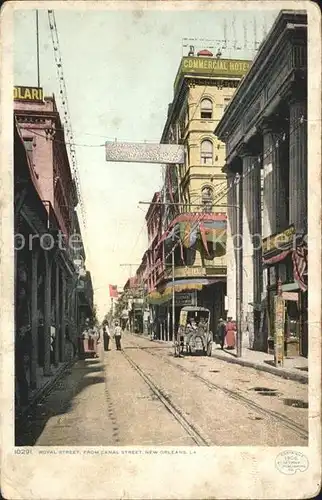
[278,263,287,283]
[285,301,300,341]
[269,266,277,286]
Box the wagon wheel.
[207,341,213,357]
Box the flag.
[180,221,198,248]
[292,244,307,292]
[198,220,227,258]
[109,284,118,298]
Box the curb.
[16,357,77,432]
[211,351,308,384]
[129,333,308,384]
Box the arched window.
[200,98,213,119]
[201,186,214,212]
[200,140,213,165]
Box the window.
[200,139,213,165]
[200,98,213,119]
[23,138,33,164]
[201,186,214,212]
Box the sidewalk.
[211,346,308,384]
[131,332,308,384]
[16,344,113,446]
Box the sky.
[13,3,279,320]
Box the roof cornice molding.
[215,10,307,138]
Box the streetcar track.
[122,349,213,446]
[125,342,308,441]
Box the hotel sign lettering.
[262,226,296,255]
[14,86,44,101]
[183,58,250,74]
[175,58,251,89]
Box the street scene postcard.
[0,1,321,499]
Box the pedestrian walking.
[113,321,123,351]
[103,323,111,351]
[225,317,237,349]
[216,317,227,349]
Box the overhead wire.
[48,9,86,228]
[108,36,301,284]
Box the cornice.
[214,12,307,139]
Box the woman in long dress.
[225,317,236,349]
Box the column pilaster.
[289,100,307,232]
[261,123,277,237]
[30,246,39,389]
[43,252,53,376]
[54,261,60,366]
[258,117,289,236]
[226,171,237,319]
[238,149,258,347]
[60,272,66,362]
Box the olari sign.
[14,86,44,101]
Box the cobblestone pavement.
[17,333,308,446]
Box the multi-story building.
[14,87,93,415]
[146,50,251,338]
[215,10,308,357]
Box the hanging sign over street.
[105,142,184,164]
[14,86,44,101]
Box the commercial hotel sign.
[174,58,251,89]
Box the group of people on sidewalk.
[216,317,237,350]
[79,319,124,358]
[102,321,123,352]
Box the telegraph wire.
[48,9,86,229]
[19,127,106,148]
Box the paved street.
[17,333,308,447]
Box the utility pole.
[171,233,175,345]
[235,173,243,358]
[36,10,40,87]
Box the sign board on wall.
[262,225,296,255]
[274,295,285,367]
[105,142,184,164]
[175,292,195,307]
[174,58,251,89]
[282,291,298,301]
[175,267,206,278]
[14,86,44,101]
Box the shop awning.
[146,278,221,305]
[262,249,291,266]
[146,290,171,305]
[163,278,219,294]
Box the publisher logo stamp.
[275,450,309,475]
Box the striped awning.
[146,278,220,305]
